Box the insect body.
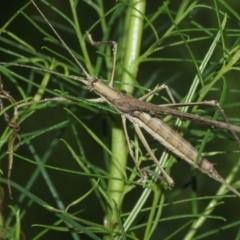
[1,0,240,199]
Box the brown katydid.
[1,0,240,199]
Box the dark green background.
[1,1,240,239]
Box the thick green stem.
[121,0,146,94]
[105,0,146,238]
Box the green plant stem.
[105,0,146,238]
[69,0,94,76]
[104,119,128,237]
[144,184,162,240]
[120,0,146,94]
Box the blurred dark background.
[1,1,240,239]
